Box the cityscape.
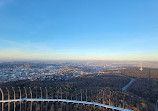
[0,61,153,83]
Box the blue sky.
[0,0,158,61]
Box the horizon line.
[0,59,158,62]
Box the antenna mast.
[139,63,143,71]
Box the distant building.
[139,63,143,71]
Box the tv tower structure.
[139,63,143,71]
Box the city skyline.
[0,0,158,61]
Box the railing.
[0,98,133,111]
[0,87,133,111]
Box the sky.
[0,0,158,61]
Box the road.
[122,78,135,91]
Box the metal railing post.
[24,87,27,111]
[45,87,48,99]
[109,91,111,106]
[45,87,48,111]
[80,90,82,101]
[29,87,33,111]
[12,87,16,111]
[0,88,4,111]
[116,93,118,107]
[60,87,62,99]
[24,87,27,98]
[40,87,43,99]
[18,87,22,111]
[6,88,10,111]
[86,89,87,102]
[40,87,43,111]
[103,89,105,105]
